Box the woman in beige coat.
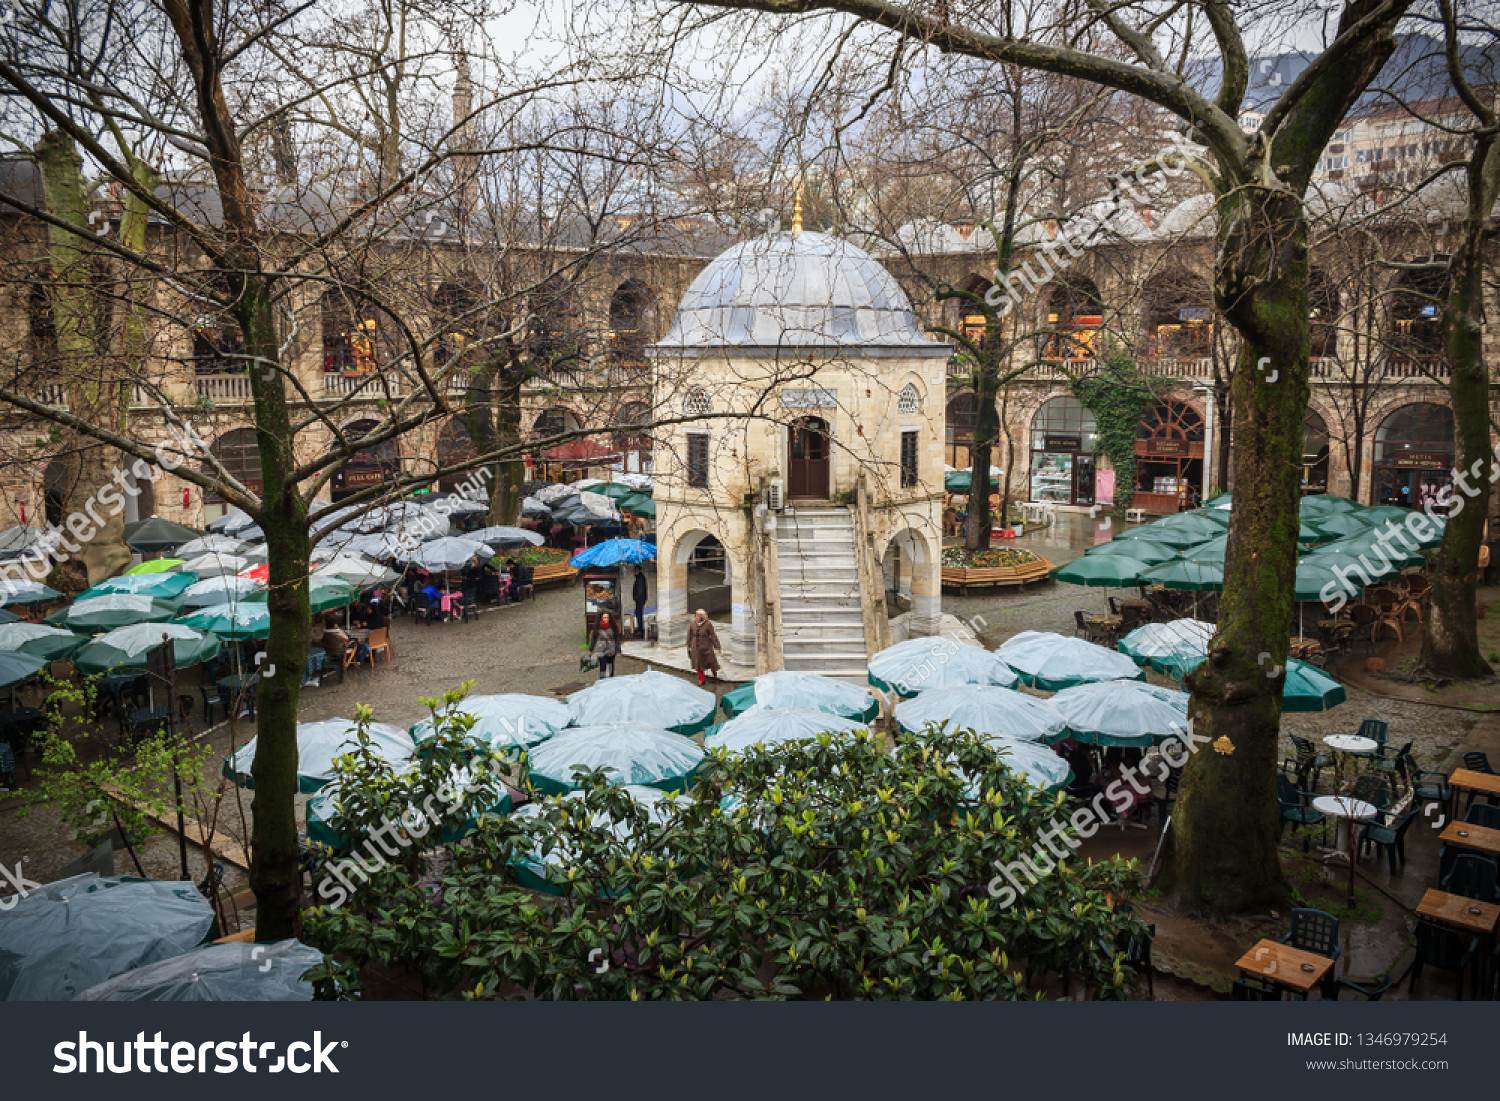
[687,608,722,685]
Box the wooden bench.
[530,561,578,587]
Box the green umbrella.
[124,559,185,575]
[1051,554,1149,587]
[1084,539,1178,565]
[1181,534,1228,563]
[588,482,641,502]
[719,671,880,722]
[410,693,571,755]
[1369,514,1445,550]
[1050,681,1192,747]
[0,580,64,607]
[1308,511,1381,541]
[1281,657,1347,712]
[1114,520,1220,550]
[1299,494,1362,515]
[0,622,86,662]
[1202,492,1232,508]
[509,786,679,896]
[123,516,203,553]
[0,608,21,624]
[944,468,1000,494]
[74,622,222,676]
[224,719,416,793]
[47,594,182,632]
[81,572,198,601]
[527,722,706,796]
[178,603,272,641]
[1294,556,1373,602]
[247,575,358,613]
[0,650,47,689]
[1139,558,1225,592]
[619,492,656,519]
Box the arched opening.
[614,400,653,474]
[675,529,729,617]
[1302,408,1330,496]
[788,416,831,500]
[945,392,978,469]
[204,428,263,521]
[1142,271,1213,361]
[433,277,484,370]
[435,417,478,492]
[1134,400,1205,513]
[530,277,582,365]
[27,284,57,368]
[43,459,70,527]
[1373,402,1454,509]
[957,274,994,347]
[530,407,600,483]
[190,272,245,374]
[1308,268,1339,360]
[1388,268,1449,365]
[608,279,657,365]
[332,419,401,501]
[1043,278,1104,361]
[1029,396,1099,505]
[321,287,381,375]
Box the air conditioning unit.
[767,480,784,511]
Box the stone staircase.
[775,506,869,681]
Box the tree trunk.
[1419,206,1493,678]
[1162,190,1308,913]
[965,359,997,551]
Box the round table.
[1313,795,1378,899]
[1323,734,1377,756]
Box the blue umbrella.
[569,538,657,568]
[74,940,323,1002]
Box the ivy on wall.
[1071,342,1162,512]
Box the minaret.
[451,49,477,222]
[791,178,804,234]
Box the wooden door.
[788,417,830,499]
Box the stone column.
[907,526,943,637]
[729,561,754,667]
[655,547,689,650]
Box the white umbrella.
[467,525,544,548]
[173,535,249,559]
[534,483,577,505]
[894,686,1069,744]
[314,554,399,589]
[995,631,1147,691]
[1048,681,1191,747]
[177,553,249,578]
[408,535,495,572]
[179,574,263,607]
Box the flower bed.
[502,545,576,586]
[941,546,1053,590]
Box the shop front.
[1134,400,1205,514]
[1028,396,1098,506]
[1372,403,1454,510]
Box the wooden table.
[1417,889,1500,997]
[1234,939,1333,998]
[1439,820,1500,858]
[1448,769,1500,824]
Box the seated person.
[363,599,389,632]
[321,614,351,661]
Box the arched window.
[1373,403,1455,509]
[433,278,483,369]
[436,417,477,490]
[1137,400,1205,442]
[897,384,921,415]
[1142,271,1213,360]
[322,288,380,374]
[1388,269,1448,361]
[684,388,712,416]
[205,428,263,516]
[1303,408,1330,494]
[945,392,977,468]
[190,273,245,375]
[1029,396,1099,506]
[532,407,582,441]
[1043,278,1104,360]
[608,279,657,364]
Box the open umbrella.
[0,525,62,560]
[123,516,202,553]
[467,525,544,549]
[509,786,679,895]
[527,722,705,796]
[207,508,257,535]
[425,492,489,516]
[719,670,879,722]
[1084,539,1178,565]
[1307,511,1381,541]
[0,874,215,1001]
[179,575,264,608]
[1299,494,1362,515]
[705,708,867,754]
[868,637,1018,697]
[176,552,248,579]
[1117,619,1215,673]
[983,736,1074,791]
[1318,533,1425,570]
[521,496,553,520]
[74,939,323,1002]
[1049,681,1191,746]
[943,466,1001,494]
[567,670,717,736]
[172,535,249,559]
[1139,558,1225,592]
[0,609,19,624]
[81,572,198,601]
[410,693,571,755]
[74,623,221,677]
[995,630,1145,691]
[894,685,1069,744]
[586,482,642,502]
[569,538,656,568]
[124,559,185,575]
[314,554,399,590]
[0,650,47,689]
[553,493,620,527]
[0,580,64,607]
[178,603,272,640]
[235,524,266,544]
[224,719,416,792]
[306,765,512,848]
[0,622,86,662]
[407,535,495,572]
[1293,557,1367,603]
[47,594,181,632]
[619,493,657,519]
[533,482,578,505]
[1051,554,1148,587]
[246,575,359,614]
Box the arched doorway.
[332,420,401,501]
[1043,279,1104,361]
[788,417,831,499]
[435,417,477,491]
[43,459,69,526]
[608,280,657,365]
[1373,403,1454,509]
[204,428,263,522]
[1029,396,1098,505]
[1134,400,1205,513]
[1303,409,1330,496]
[945,392,977,468]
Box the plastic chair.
[1358,807,1416,874]
[1116,923,1155,999]
[1334,975,1396,1001]
[1408,919,1479,1000]
[1411,766,1451,813]
[1462,752,1498,812]
[1440,853,1500,904]
[367,627,393,665]
[1287,735,1332,790]
[1355,719,1388,753]
[198,684,226,727]
[1350,773,1392,812]
[1073,610,1090,639]
[1281,908,1341,1000]
[1277,773,1325,851]
[1465,803,1500,831]
[1232,977,1284,1001]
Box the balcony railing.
[531,363,649,391]
[195,373,254,403]
[321,370,411,398]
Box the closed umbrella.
[1049,681,1191,746]
[1117,619,1215,673]
[569,538,656,568]
[0,580,64,607]
[509,786,679,895]
[224,719,416,792]
[567,670,717,736]
[467,525,544,549]
[705,708,867,754]
[0,874,215,1001]
[177,553,248,579]
[123,517,202,553]
[409,693,571,755]
[408,536,495,572]
[178,603,271,641]
[81,572,198,601]
[47,594,181,632]
[527,722,705,796]
[0,650,47,689]
[0,622,86,662]
[1281,657,1348,712]
[74,939,323,1002]
[868,637,1018,697]
[172,535,250,559]
[74,623,221,676]
[894,685,1068,744]
[719,671,879,722]
[179,575,264,608]
[995,630,1146,691]
[124,559,185,575]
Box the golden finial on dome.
[791,178,804,235]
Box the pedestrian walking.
[687,608,722,685]
[590,612,618,679]
[632,565,648,639]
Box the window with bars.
[687,433,709,488]
[684,388,712,416]
[897,383,921,415]
[900,430,918,488]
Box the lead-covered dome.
[651,231,950,356]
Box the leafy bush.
[303,693,1147,1000]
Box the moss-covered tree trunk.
[461,357,527,526]
[1420,125,1497,679]
[965,359,998,551]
